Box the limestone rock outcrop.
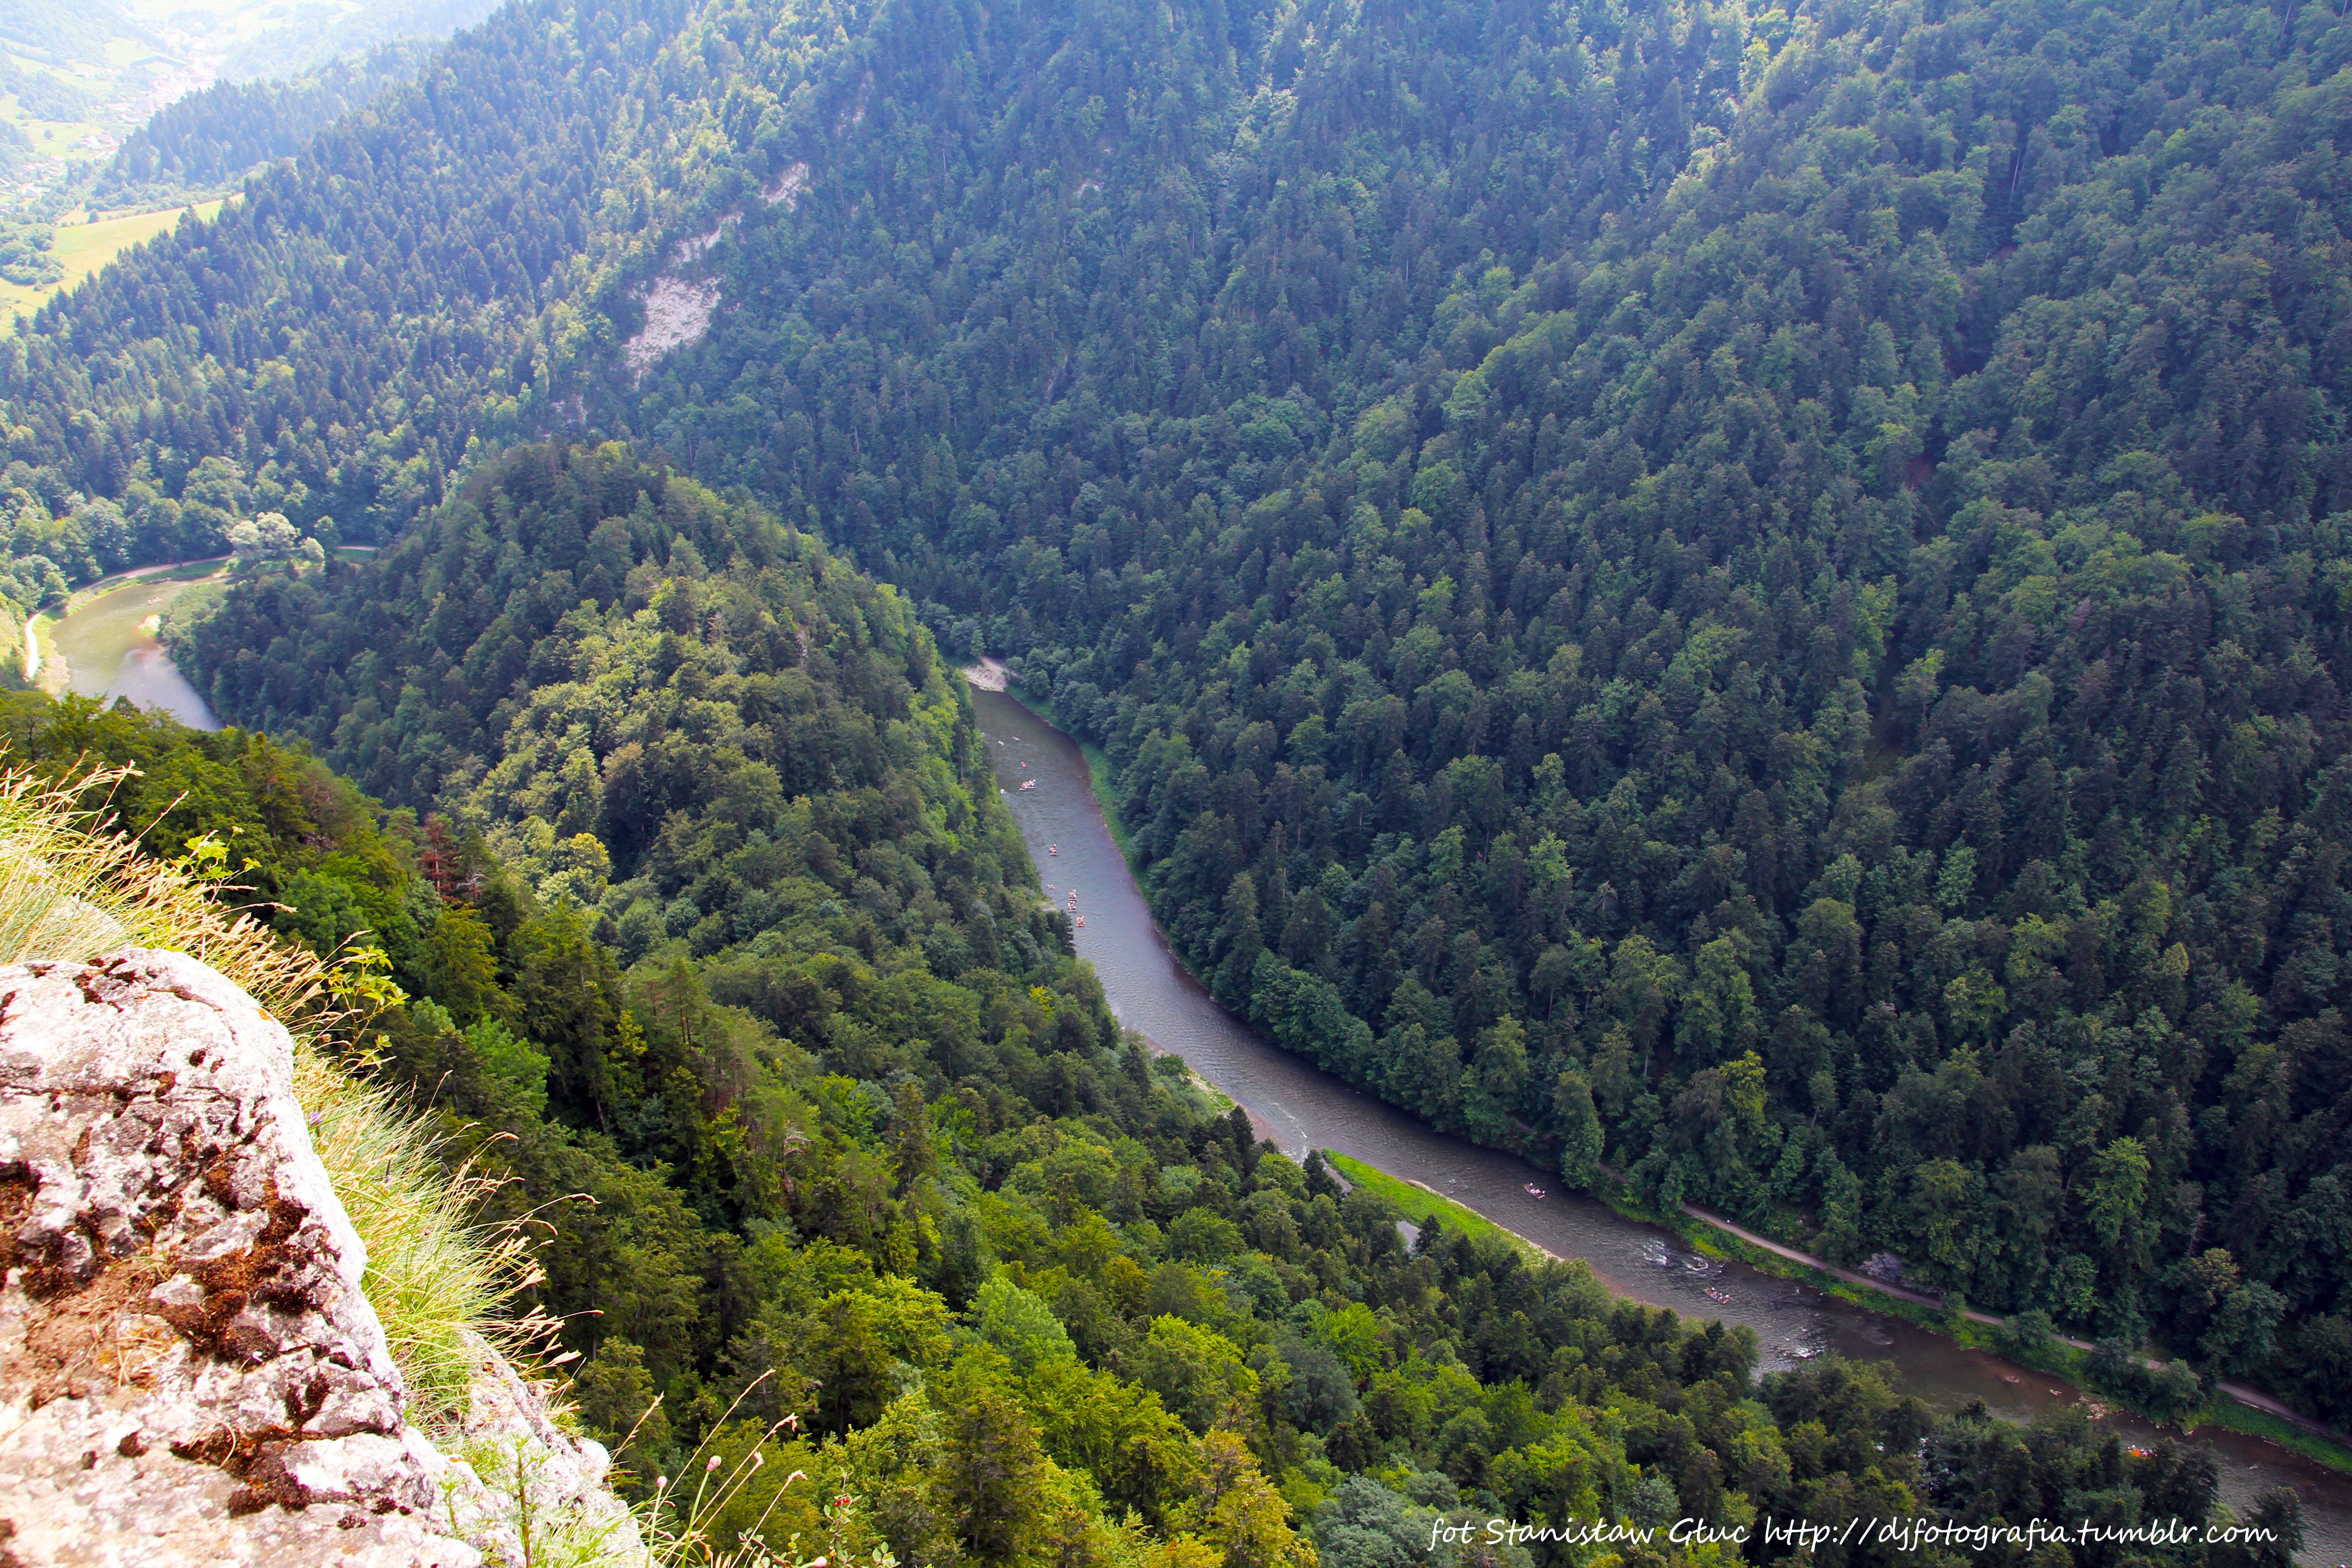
[0,948,626,1567]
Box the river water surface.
[973,687,2352,1563]
[44,574,219,729]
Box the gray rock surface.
[440,1329,637,1563]
[0,948,611,1566]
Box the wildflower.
[707,1455,723,1472]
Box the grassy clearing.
[1327,1152,1552,1264]
[54,204,220,271]
[0,757,522,1426]
[54,556,228,612]
[0,201,225,328]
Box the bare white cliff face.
[0,950,629,1567]
[763,161,808,208]
[622,159,815,382]
[623,275,723,382]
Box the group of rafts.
[1001,748,1081,925]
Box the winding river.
[39,572,220,730]
[973,686,2352,1563]
[29,586,2348,1558]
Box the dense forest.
[618,0,2352,1431]
[3,0,2351,1460]
[0,0,696,606]
[62,446,2305,1565]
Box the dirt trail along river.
[973,686,2352,1563]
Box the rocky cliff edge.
[0,948,632,1566]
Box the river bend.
[973,687,2352,1563]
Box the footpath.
[1677,1199,2346,1445]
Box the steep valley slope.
[2,0,2351,1455]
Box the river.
[41,573,220,730]
[23,593,2345,1555]
[971,686,2352,1562]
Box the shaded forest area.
[620,0,2352,1426]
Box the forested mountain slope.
[132,446,2322,1568]
[613,0,2352,1426]
[4,0,2352,1438]
[179,440,1054,985]
[0,0,694,581]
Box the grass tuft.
[289,1047,538,1423]
[0,758,333,1014]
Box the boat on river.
[1703,1287,1733,1305]
[1523,1184,1545,1198]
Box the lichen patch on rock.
[0,949,470,1565]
